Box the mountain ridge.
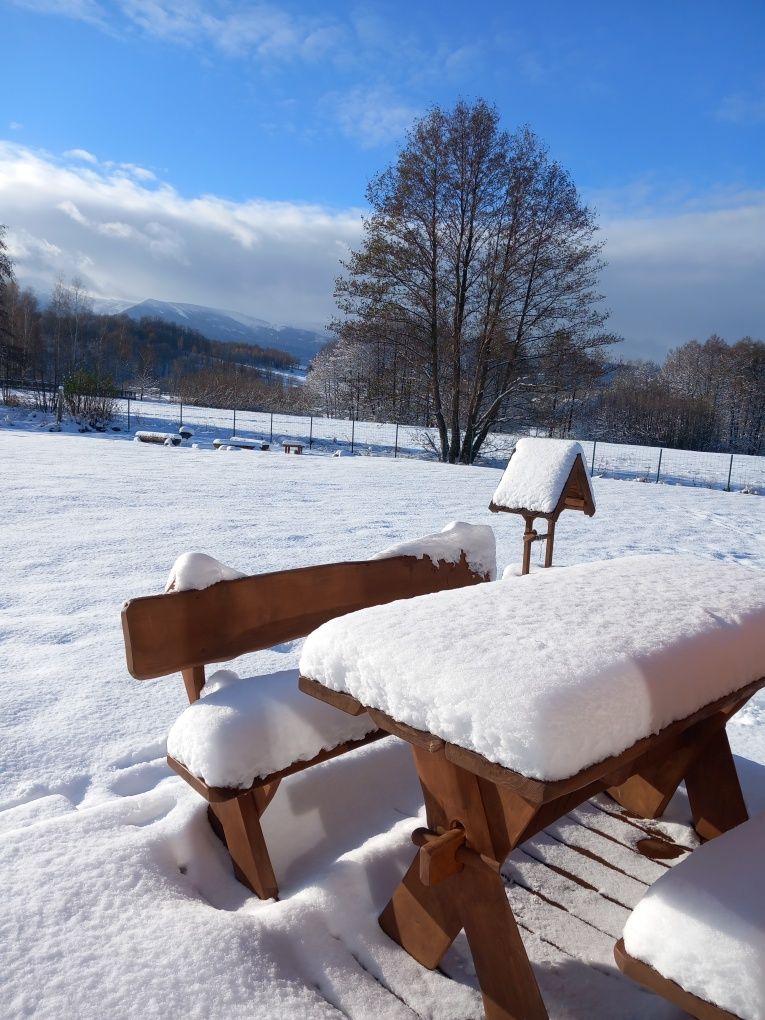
[93,297,330,365]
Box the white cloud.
[12,0,347,64]
[0,141,362,327]
[9,121,24,131]
[716,85,765,126]
[597,188,765,359]
[328,87,420,149]
[10,0,106,27]
[57,199,89,224]
[63,148,99,163]
[2,141,762,354]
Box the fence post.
[179,400,183,427]
[590,440,597,476]
[309,416,313,449]
[726,454,734,492]
[233,408,236,435]
[656,448,663,483]
[351,417,355,454]
[394,422,399,458]
[269,412,273,442]
[127,396,131,431]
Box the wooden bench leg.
[209,792,279,899]
[685,727,748,840]
[378,854,463,969]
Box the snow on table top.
[300,555,765,782]
[167,668,377,787]
[623,810,765,1020]
[491,437,594,514]
[372,521,497,580]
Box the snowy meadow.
[2,428,765,1019]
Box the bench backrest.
[122,552,486,698]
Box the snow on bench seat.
[623,810,765,1020]
[299,554,765,782]
[167,668,377,789]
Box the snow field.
[5,394,764,491]
[2,429,765,1018]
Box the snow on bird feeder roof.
[489,437,595,574]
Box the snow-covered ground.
[2,428,764,1019]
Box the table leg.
[379,746,548,1019]
[607,707,749,840]
[685,727,748,839]
[458,857,547,1020]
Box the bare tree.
[334,100,618,463]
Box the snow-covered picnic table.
[299,554,765,1020]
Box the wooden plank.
[298,675,367,716]
[586,797,699,856]
[614,939,741,1020]
[123,551,486,680]
[504,850,630,940]
[368,709,445,753]
[558,808,672,883]
[506,881,617,970]
[521,831,647,909]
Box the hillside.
[114,299,330,366]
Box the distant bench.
[121,525,494,899]
[213,437,270,451]
[135,431,181,446]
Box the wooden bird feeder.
[489,438,595,575]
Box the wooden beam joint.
[413,826,466,885]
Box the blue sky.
[2,0,764,358]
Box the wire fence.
[110,396,765,495]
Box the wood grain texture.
[123,552,486,680]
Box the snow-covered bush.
[63,370,117,430]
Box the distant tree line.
[305,331,763,455]
[0,234,300,415]
[1,213,761,455]
[594,338,763,455]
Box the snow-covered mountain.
[98,298,330,365]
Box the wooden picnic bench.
[299,554,765,1019]
[213,436,269,451]
[283,442,304,454]
[121,528,492,899]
